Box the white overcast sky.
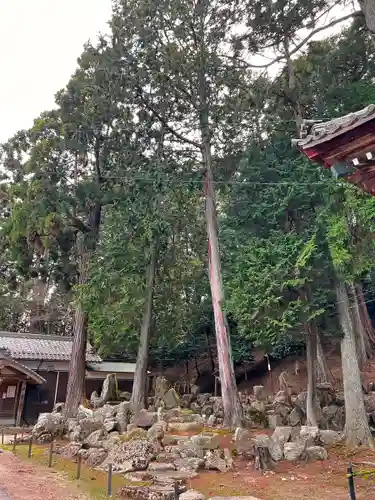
[0,0,112,143]
[0,1,354,145]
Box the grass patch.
[0,443,135,499]
[203,427,233,435]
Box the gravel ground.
[0,451,89,500]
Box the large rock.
[120,485,175,500]
[205,449,233,473]
[234,428,255,456]
[177,440,205,459]
[104,418,117,432]
[163,388,180,410]
[77,405,94,421]
[168,422,203,433]
[155,377,170,398]
[190,433,220,450]
[78,417,103,440]
[148,422,167,442]
[90,391,104,409]
[94,403,117,422]
[84,429,107,448]
[300,426,319,446]
[101,439,156,473]
[148,462,176,472]
[319,430,341,446]
[306,445,328,461]
[283,442,306,461]
[59,443,82,459]
[33,412,65,439]
[179,490,205,500]
[136,410,158,429]
[267,412,283,429]
[288,408,302,427]
[116,412,128,433]
[86,448,108,467]
[174,457,205,472]
[268,438,283,462]
[272,426,292,445]
[101,374,118,402]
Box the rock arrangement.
[31,375,371,500]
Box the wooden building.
[0,332,136,426]
[296,104,375,194]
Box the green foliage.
[0,2,375,372]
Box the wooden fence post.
[347,463,357,500]
[12,434,17,453]
[107,463,112,497]
[76,454,82,480]
[28,437,32,458]
[48,440,54,468]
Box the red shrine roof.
[296,104,375,195]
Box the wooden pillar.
[53,372,60,406]
[16,381,27,427]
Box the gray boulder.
[179,490,205,500]
[101,438,156,473]
[155,376,170,398]
[86,448,108,467]
[84,429,107,448]
[306,445,328,461]
[100,374,118,402]
[163,388,180,410]
[284,442,306,461]
[190,433,220,450]
[90,391,104,409]
[319,429,341,446]
[174,457,205,472]
[78,417,103,440]
[33,412,65,439]
[205,449,233,472]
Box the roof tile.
[0,332,101,362]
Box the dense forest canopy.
[2,0,375,433]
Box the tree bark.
[359,0,375,42]
[336,279,374,448]
[195,0,242,427]
[305,322,320,426]
[316,331,333,384]
[204,154,243,428]
[206,329,215,374]
[350,283,370,370]
[356,282,375,348]
[65,203,101,418]
[131,242,157,415]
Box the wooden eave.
[0,355,46,385]
[299,117,375,195]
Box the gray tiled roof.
[0,331,101,362]
[297,104,375,148]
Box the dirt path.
[0,451,89,500]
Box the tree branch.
[236,11,362,69]
[136,88,202,149]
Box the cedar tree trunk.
[131,242,157,415]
